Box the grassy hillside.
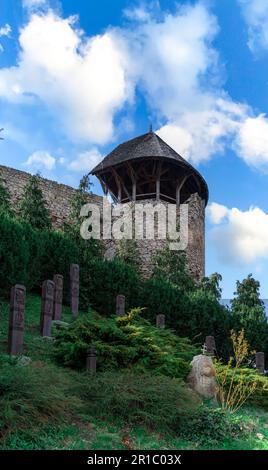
[0,294,268,450]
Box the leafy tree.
[115,238,141,270]
[20,174,52,230]
[152,245,194,291]
[232,274,264,310]
[0,177,13,216]
[231,274,268,353]
[199,273,222,301]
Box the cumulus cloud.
[235,114,268,169]
[68,148,103,172]
[207,202,230,225]
[122,3,268,166]
[25,150,56,170]
[1,3,268,170]
[208,202,268,265]
[0,12,133,144]
[157,99,249,163]
[238,0,268,52]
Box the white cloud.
[157,99,248,163]
[0,12,133,144]
[25,150,56,170]
[238,0,268,51]
[124,6,151,22]
[68,148,102,172]
[0,24,12,37]
[22,0,46,8]
[235,114,268,169]
[207,202,229,225]
[121,3,265,166]
[208,203,268,265]
[1,3,268,171]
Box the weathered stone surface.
[86,346,97,373]
[40,280,55,337]
[116,295,125,316]
[256,352,265,374]
[53,274,63,321]
[205,335,216,355]
[8,284,26,355]
[0,164,103,229]
[187,354,217,398]
[104,194,205,281]
[156,314,165,328]
[70,264,79,318]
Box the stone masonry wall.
[0,164,205,281]
[0,164,103,229]
[105,194,206,281]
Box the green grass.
[0,294,268,450]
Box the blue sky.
[2,0,268,298]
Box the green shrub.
[139,277,231,359]
[54,308,197,379]
[216,364,268,411]
[80,259,141,313]
[0,355,80,441]
[72,371,200,432]
[0,214,81,300]
[180,405,238,445]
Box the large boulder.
[187,354,217,398]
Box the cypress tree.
[20,174,52,230]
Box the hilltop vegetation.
[0,174,268,450]
[0,294,268,450]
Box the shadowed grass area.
[0,294,268,450]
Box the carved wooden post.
[40,280,55,337]
[70,264,79,318]
[53,274,63,321]
[86,346,97,373]
[156,314,165,328]
[205,335,216,355]
[8,285,26,355]
[116,294,125,316]
[256,352,265,374]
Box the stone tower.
[91,130,209,280]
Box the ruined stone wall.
[105,194,206,281]
[0,164,103,229]
[0,164,205,280]
[185,193,206,281]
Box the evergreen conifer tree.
[20,174,52,230]
[0,177,13,216]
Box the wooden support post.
[118,183,122,203]
[132,181,136,202]
[156,178,160,201]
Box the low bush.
[180,405,239,445]
[216,363,268,411]
[0,355,81,440]
[72,371,200,432]
[53,308,197,379]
